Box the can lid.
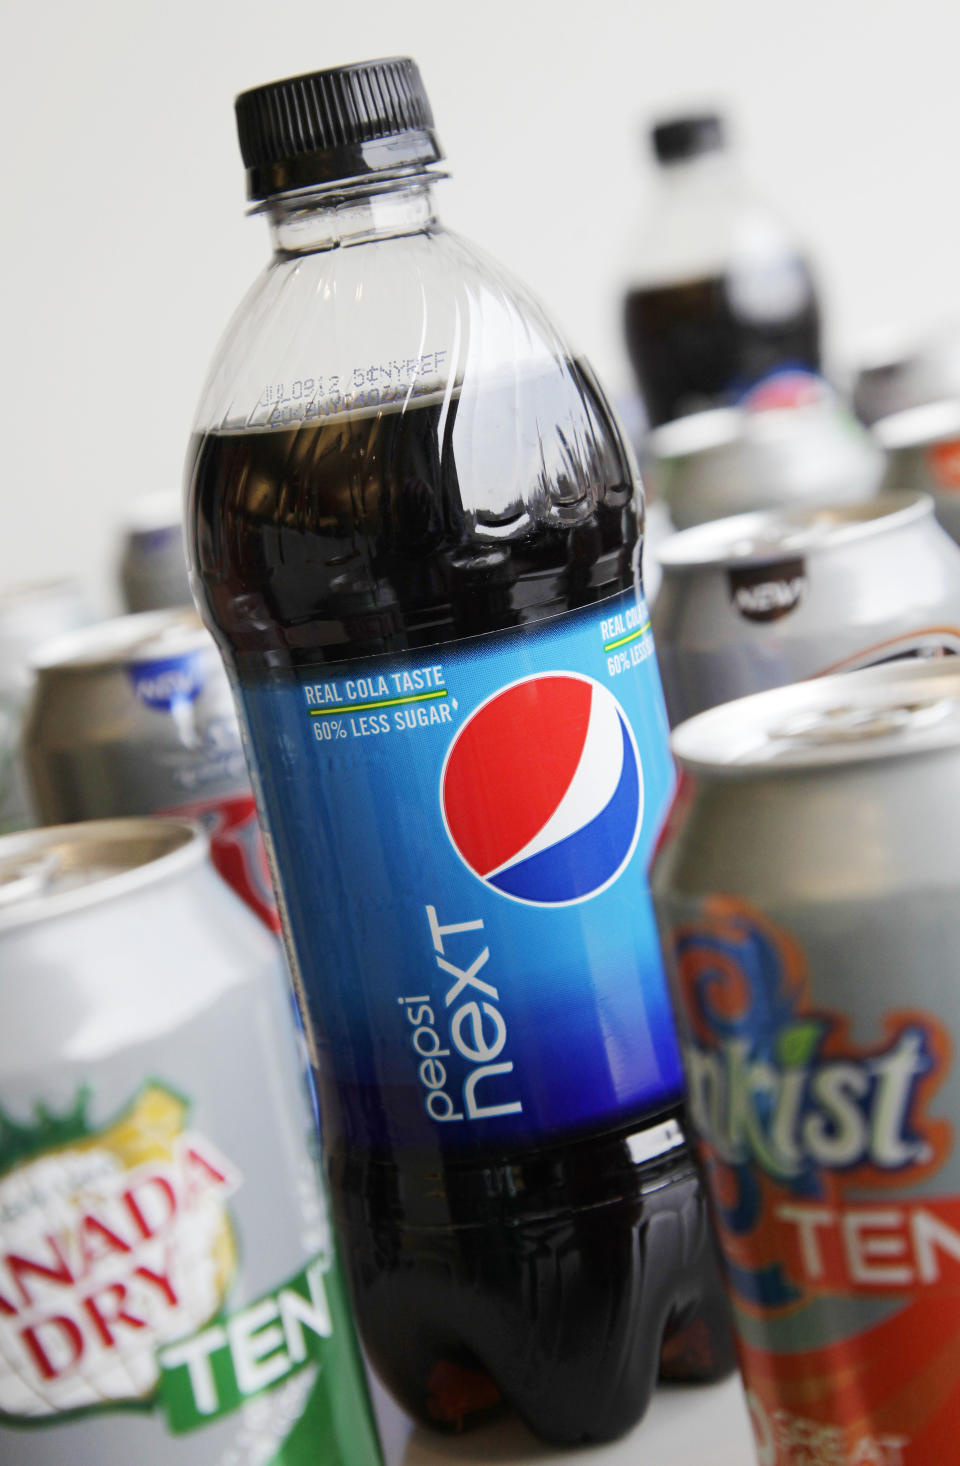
[645,407,742,462]
[651,112,726,165]
[121,490,184,536]
[235,57,444,201]
[0,819,205,930]
[671,660,960,775]
[0,578,87,613]
[657,490,932,572]
[874,398,960,451]
[33,608,211,674]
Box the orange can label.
[667,897,959,1465]
[927,438,960,493]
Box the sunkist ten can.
[652,661,960,1466]
[0,818,381,1465]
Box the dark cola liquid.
[624,266,822,426]
[188,366,734,1443]
[189,364,636,673]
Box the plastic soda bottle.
[186,57,734,1446]
[623,111,822,426]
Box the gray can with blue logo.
[21,609,279,930]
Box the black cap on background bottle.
[235,57,444,201]
[651,113,726,165]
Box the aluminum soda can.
[852,324,960,426]
[651,660,960,1466]
[0,817,381,1465]
[643,398,883,531]
[876,399,960,545]
[652,490,960,724]
[23,609,280,931]
[119,491,194,614]
[0,579,94,834]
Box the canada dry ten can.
[652,661,960,1465]
[652,490,960,724]
[0,818,380,1465]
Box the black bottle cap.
[235,57,444,201]
[650,113,726,165]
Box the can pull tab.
[0,851,60,907]
[770,694,958,748]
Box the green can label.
[0,1083,380,1465]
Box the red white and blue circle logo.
[440,673,644,906]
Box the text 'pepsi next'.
[186,57,734,1445]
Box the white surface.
[371,1375,755,1465]
[3,0,960,604]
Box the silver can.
[0,818,381,1465]
[643,399,883,531]
[876,399,960,545]
[651,660,960,1466]
[852,323,960,426]
[119,491,194,614]
[652,490,960,724]
[24,609,279,931]
[0,580,94,834]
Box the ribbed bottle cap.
[235,57,444,201]
[651,113,726,164]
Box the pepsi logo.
[439,673,643,906]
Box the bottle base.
[329,1115,736,1446]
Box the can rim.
[120,489,185,535]
[0,577,88,614]
[32,608,209,674]
[670,659,960,776]
[0,819,207,930]
[645,407,743,463]
[874,398,960,451]
[656,490,932,572]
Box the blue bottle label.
[241,588,683,1152]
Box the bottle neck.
[657,150,736,193]
[264,174,441,257]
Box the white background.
[2,0,959,604]
[1,6,935,1457]
[376,1376,755,1465]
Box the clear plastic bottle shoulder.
[625,156,812,298]
[187,208,642,669]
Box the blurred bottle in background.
[623,112,823,427]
